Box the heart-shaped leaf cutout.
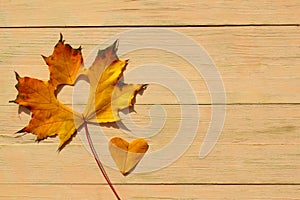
[109,137,149,176]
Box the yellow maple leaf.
[10,35,146,150]
[82,42,146,123]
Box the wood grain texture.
[1,0,299,199]
[1,27,300,105]
[1,185,299,200]
[0,0,299,26]
[0,105,299,184]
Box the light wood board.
[0,0,299,199]
[0,0,299,26]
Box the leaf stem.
[83,121,121,200]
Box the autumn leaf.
[109,137,149,176]
[43,33,83,88]
[10,34,146,149]
[10,34,149,199]
[10,73,83,148]
[82,41,146,123]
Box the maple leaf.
[10,34,148,199]
[82,41,146,123]
[42,33,83,88]
[10,74,83,148]
[10,34,146,150]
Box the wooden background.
[0,1,299,199]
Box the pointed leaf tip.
[16,127,26,134]
[59,33,63,42]
[113,40,119,51]
[41,55,47,61]
[14,71,20,80]
[142,84,148,90]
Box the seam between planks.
[1,183,299,186]
[0,24,299,29]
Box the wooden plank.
[0,184,299,200]
[0,105,299,183]
[0,0,299,26]
[1,27,300,105]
